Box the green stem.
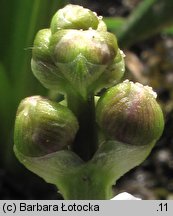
[67,90,98,161]
[58,166,112,200]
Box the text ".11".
[157,203,167,212]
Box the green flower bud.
[31,4,125,96]
[50,4,99,32]
[31,29,67,92]
[32,29,52,62]
[96,80,164,145]
[14,96,79,157]
[93,49,125,92]
[49,29,117,65]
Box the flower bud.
[32,29,52,62]
[93,49,125,92]
[31,4,124,96]
[50,4,99,33]
[49,29,117,65]
[14,96,79,157]
[96,80,164,145]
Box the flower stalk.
[14,4,164,200]
[67,91,97,161]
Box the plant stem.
[58,166,112,200]
[67,90,98,161]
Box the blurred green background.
[0,0,173,199]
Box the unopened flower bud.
[96,80,164,145]
[50,4,99,32]
[14,96,79,156]
[32,29,52,62]
[49,29,117,65]
[31,4,124,96]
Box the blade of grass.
[0,63,13,164]
[163,26,173,36]
[117,0,173,48]
[103,17,125,34]
[0,0,68,168]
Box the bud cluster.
[31,4,125,96]
[14,4,164,200]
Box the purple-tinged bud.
[14,96,79,156]
[96,80,164,145]
[31,4,124,96]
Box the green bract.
[31,4,124,97]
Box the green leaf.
[0,0,68,168]
[0,63,11,114]
[117,0,173,48]
[103,17,125,34]
[163,25,173,35]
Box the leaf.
[0,63,11,115]
[103,17,125,34]
[0,0,68,167]
[0,63,13,164]
[117,0,173,48]
[163,25,173,35]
